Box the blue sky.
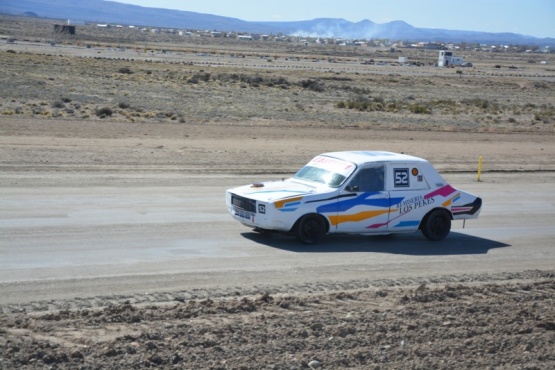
[112,0,554,38]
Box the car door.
[387,164,433,231]
[333,165,391,233]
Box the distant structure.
[52,22,76,45]
[437,50,463,67]
[53,24,76,35]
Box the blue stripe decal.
[317,193,404,213]
[394,221,420,228]
[284,202,301,208]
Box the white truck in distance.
[226,151,482,244]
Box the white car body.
[226,151,482,243]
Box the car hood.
[229,179,324,203]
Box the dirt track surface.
[1,117,555,369]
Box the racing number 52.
[394,168,410,187]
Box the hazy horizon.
[112,0,555,39]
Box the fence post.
[477,156,483,182]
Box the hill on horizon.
[1,0,553,47]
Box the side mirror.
[346,185,359,192]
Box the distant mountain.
[0,0,266,32]
[257,18,420,40]
[1,0,553,46]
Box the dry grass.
[1,15,554,133]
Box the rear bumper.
[452,197,482,219]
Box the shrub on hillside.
[118,67,133,74]
[95,107,113,117]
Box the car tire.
[421,209,451,241]
[294,214,325,244]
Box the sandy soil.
[1,117,554,182]
[1,26,554,368]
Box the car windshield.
[293,155,356,187]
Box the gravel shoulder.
[1,270,554,369]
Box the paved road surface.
[1,173,554,305]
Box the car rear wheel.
[421,209,451,241]
[294,214,326,244]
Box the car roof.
[322,151,428,166]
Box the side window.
[390,166,430,190]
[348,166,384,192]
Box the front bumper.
[226,192,289,231]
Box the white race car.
[226,151,482,244]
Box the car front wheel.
[294,214,326,244]
[421,209,451,241]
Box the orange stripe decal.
[328,209,390,226]
[442,193,460,207]
[274,196,303,209]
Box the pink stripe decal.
[367,210,403,229]
[452,207,473,213]
[424,185,456,199]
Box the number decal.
[394,169,410,187]
[258,204,266,214]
